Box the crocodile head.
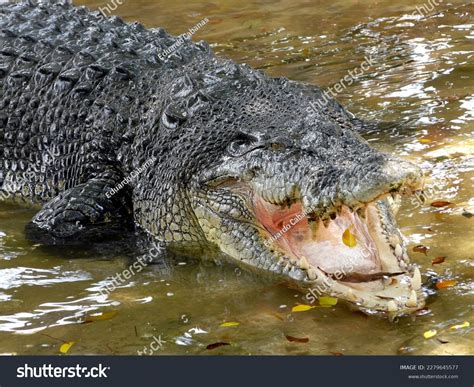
[156,65,425,317]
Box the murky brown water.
[0,0,473,355]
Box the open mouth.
[253,193,425,315]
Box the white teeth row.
[395,244,403,258]
[389,235,401,247]
[387,290,418,312]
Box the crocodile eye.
[227,132,259,157]
[161,103,187,129]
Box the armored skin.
[0,0,425,316]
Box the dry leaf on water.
[59,341,75,354]
[413,245,429,255]
[319,296,338,307]
[430,201,454,208]
[423,329,437,339]
[449,322,470,330]
[206,342,230,350]
[291,304,316,313]
[219,322,240,327]
[431,256,446,265]
[436,280,457,289]
[285,335,309,343]
[82,311,118,324]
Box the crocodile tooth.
[387,300,398,312]
[388,235,400,247]
[347,289,358,302]
[299,256,310,270]
[307,268,317,280]
[411,267,422,290]
[406,290,417,307]
[394,244,403,258]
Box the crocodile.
[0,0,426,316]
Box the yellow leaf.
[436,280,457,289]
[419,138,432,144]
[342,225,357,248]
[83,311,118,323]
[220,322,240,327]
[291,304,316,313]
[423,329,437,339]
[59,341,75,354]
[449,321,470,330]
[319,296,338,307]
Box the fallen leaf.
[219,322,240,327]
[436,280,457,289]
[269,312,284,321]
[285,335,309,343]
[423,329,437,339]
[431,256,446,265]
[342,225,357,248]
[291,304,316,313]
[413,245,429,255]
[206,342,230,350]
[82,311,118,324]
[431,201,454,208]
[319,296,338,307]
[436,338,450,344]
[449,321,470,330]
[419,138,432,144]
[59,341,75,354]
[462,210,473,218]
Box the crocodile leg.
[25,170,134,245]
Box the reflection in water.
[0,0,472,355]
